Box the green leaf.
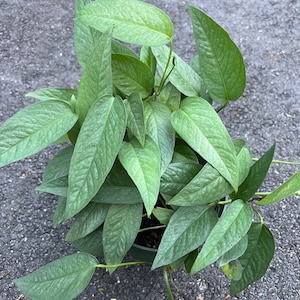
[103,203,143,273]
[257,170,300,205]
[74,0,137,68]
[36,146,73,197]
[93,159,142,205]
[230,223,275,295]
[69,227,104,257]
[168,146,251,206]
[0,100,78,168]
[66,96,127,219]
[65,203,109,242]
[124,93,145,146]
[171,97,239,190]
[168,163,233,206]
[188,6,246,103]
[190,200,253,274]
[160,162,202,196]
[236,146,252,185]
[140,46,157,75]
[42,146,74,182]
[184,249,198,274]
[36,176,68,197]
[152,207,174,225]
[219,234,248,267]
[118,136,160,216]
[221,260,243,281]
[78,0,173,46]
[144,101,175,174]
[112,40,138,57]
[152,45,206,97]
[152,206,218,269]
[74,0,101,69]
[14,252,98,300]
[112,54,154,98]
[232,143,276,201]
[172,143,199,163]
[53,197,67,227]
[76,27,113,124]
[92,160,142,205]
[26,88,77,102]
[156,82,181,112]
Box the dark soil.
[134,214,164,249]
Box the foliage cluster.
[0,0,299,299]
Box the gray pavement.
[0,0,299,299]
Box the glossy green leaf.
[103,203,143,273]
[140,46,157,75]
[112,54,154,98]
[26,88,77,102]
[152,45,206,97]
[152,206,218,269]
[70,227,104,257]
[230,223,275,295]
[160,162,201,196]
[232,143,276,201]
[78,0,173,46]
[14,252,98,300]
[76,28,113,124]
[53,197,67,227]
[221,260,243,281]
[156,82,181,112]
[124,93,145,146]
[152,207,174,225]
[65,203,109,242]
[257,170,300,205]
[0,100,78,168]
[171,97,238,190]
[219,234,248,267]
[66,96,127,219]
[190,200,253,274]
[188,6,245,103]
[144,101,175,174]
[118,136,160,216]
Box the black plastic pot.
[129,243,158,263]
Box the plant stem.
[156,40,174,95]
[96,261,152,269]
[163,265,174,300]
[255,192,271,196]
[253,206,264,224]
[208,199,232,207]
[138,225,166,233]
[252,158,300,165]
[216,101,228,113]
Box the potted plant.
[0,0,299,299]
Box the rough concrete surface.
[0,0,299,299]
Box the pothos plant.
[1,0,299,299]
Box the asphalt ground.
[0,0,299,299]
